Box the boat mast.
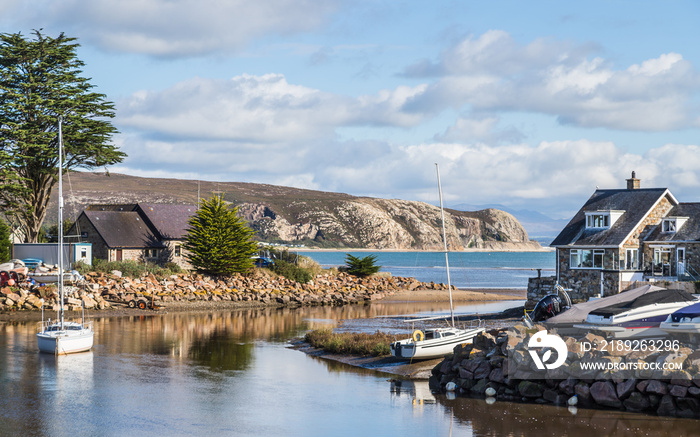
[58,116,65,329]
[435,163,455,327]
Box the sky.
[3,0,700,220]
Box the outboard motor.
[532,294,565,322]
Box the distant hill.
[48,172,544,251]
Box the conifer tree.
[183,195,257,276]
[0,30,125,242]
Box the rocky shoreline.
[430,323,700,419]
[0,269,521,322]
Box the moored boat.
[36,117,94,355]
[659,301,700,335]
[572,288,697,339]
[390,164,484,360]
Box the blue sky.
[3,0,700,220]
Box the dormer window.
[662,217,688,233]
[585,210,624,229]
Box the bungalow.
[542,172,700,303]
[68,203,196,268]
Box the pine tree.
[183,196,257,276]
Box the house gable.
[551,188,674,248]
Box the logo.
[527,330,567,370]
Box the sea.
[293,250,556,289]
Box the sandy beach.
[380,287,526,303]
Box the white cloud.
[403,32,700,131]
[4,0,340,57]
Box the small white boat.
[36,117,94,355]
[390,164,484,360]
[37,320,94,354]
[391,325,485,360]
[660,302,700,335]
[573,289,697,339]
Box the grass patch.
[304,328,394,357]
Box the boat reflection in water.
[390,379,436,406]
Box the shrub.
[345,254,381,277]
[0,220,11,263]
[272,259,313,283]
[85,259,182,279]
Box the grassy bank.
[304,328,394,357]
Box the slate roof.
[82,211,163,249]
[138,204,196,240]
[644,203,700,243]
[550,188,673,247]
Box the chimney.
[626,171,640,190]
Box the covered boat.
[659,301,700,335]
[573,288,697,339]
[543,284,665,335]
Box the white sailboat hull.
[37,322,94,354]
[391,327,484,360]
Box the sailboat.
[390,164,485,360]
[36,116,94,355]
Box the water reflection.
[391,379,436,405]
[2,302,697,436]
[432,391,700,437]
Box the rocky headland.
[50,172,544,251]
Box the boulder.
[517,381,544,398]
[590,381,621,408]
[623,392,651,412]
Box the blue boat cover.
[670,301,700,322]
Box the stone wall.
[0,270,437,312]
[430,325,700,419]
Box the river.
[1,301,697,436]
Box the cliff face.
[56,172,541,250]
[239,199,536,250]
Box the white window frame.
[570,249,606,269]
[625,248,639,270]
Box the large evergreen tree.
[184,196,257,276]
[0,30,125,242]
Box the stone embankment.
[430,323,700,419]
[0,270,443,312]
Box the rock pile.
[0,270,434,312]
[430,324,700,418]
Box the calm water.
[1,302,697,436]
[294,251,555,289]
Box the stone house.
[534,173,700,304]
[68,203,196,269]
